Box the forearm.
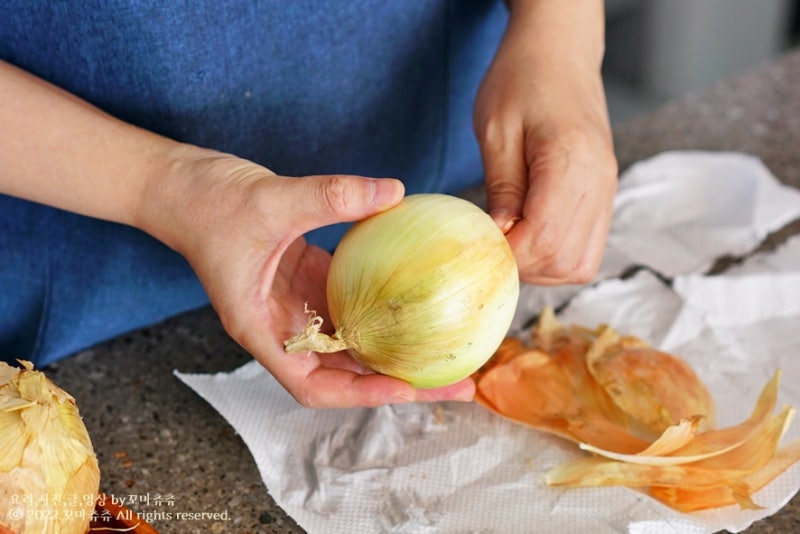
[503,0,606,70]
[0,60,191,237]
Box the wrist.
[135,141,279,262]
[134,141,221,254]
[503,0,606,71]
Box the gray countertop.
[51,48,800,533]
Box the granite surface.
[49,48,800,533]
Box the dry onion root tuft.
[473,308,800,512]
[0,360,100,534]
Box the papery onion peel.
[473,308,800,512]
[0,360,100,534]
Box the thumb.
[284,175,405,234]
[481,138,527,234]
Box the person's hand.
[474,0,618,285]
[0,61,473,408]
[142,150,476,408]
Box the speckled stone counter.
[50,48,800,533]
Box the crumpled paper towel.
[177,151,800,533]
[604,151,800,278]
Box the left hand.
[474,0,618,285]
[143,151,476,408]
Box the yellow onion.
[284,193,520,388]
[0,360,100,534]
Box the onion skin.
[475,311,800,512]
[322,193,520,388]
[0,361,100,534]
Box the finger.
[514,193,608,285]
[292,365,417,408]
[316,351,374,374]
[504,145,577,275]
[293,367,475,408]
[478,120,528,232]
[278,175,404,235]
[540,189,614,284]
[415,377,476,403]
[510,146,616,284]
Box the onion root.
[283,304,349,353]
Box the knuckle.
[320,175,355,214]
[488,179,526,203]
[541,260,575,283]
[532,127,619,183]
[568,261,599,284]
[531,223,563,260]
[291,375,325,409]
[474,114,499,144]
[527,255,599,285]
[476,114,517,154]
[295,389,321,409]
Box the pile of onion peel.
[473,307,800,512]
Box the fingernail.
[490,209,520,234]
[454,390,475,402]
[501,216,522,235]
[448,386,475,402]
[370,179,402,207]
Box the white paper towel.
[177,152,800,533]
[604,151,800,278]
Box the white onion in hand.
[284,193,519,388]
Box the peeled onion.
[284,193,520,388]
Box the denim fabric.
[0,196,208,365]
[0,1,507,365]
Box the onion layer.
[285,193,520,388]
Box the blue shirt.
[0,1,507,364]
